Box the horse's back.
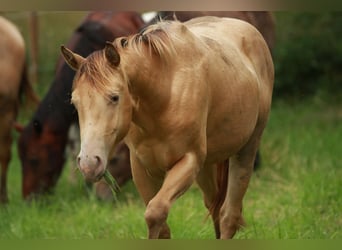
[186,16,273,102]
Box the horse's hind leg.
[196,163,222,238]
[219,136,261,239]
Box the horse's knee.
[144,199,170,238]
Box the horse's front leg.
[144,152,201,239]
[130,154,171,239]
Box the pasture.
[0,12,341,239]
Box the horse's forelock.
[74,51,119,100]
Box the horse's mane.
[127,20,178,61]
[73,20,181,98]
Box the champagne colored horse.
[61,16,274,239]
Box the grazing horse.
[18,11,144,200]
[61,16,274,238]
[0,16,38,203]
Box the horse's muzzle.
[77,154,105,182]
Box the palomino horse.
[62,16,274,238]
[0,16,38,203]
[18,12,143,200]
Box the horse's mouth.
[80,168,105,183]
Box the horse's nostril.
[94,156,102,167]
[77,156,81,167]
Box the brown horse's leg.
[130,155,171,239]
[0,136,12,204]
[144,152,200,239]
[219,136,260,239]
[196,164,221,238]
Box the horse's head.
[61,43,132,182]
[18,119,67,199]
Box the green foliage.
[273,12,342,99]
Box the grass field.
[1,98,341,239]
[0,12,341,239]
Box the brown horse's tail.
[18,61,39,108]
[208,159,229,233]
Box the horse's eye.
[110,95,119,103]
[120,38,128,48]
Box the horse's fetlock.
[220,209,245,236]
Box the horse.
[61,16,274,239]
[0,16,38,203]
[18,11,144,200]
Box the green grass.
[1,98,341,239]
[1,12,341,239]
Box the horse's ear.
[105,41,120,67]
[60,45,85,71]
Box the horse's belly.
[205,100,259,164]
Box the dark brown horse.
[18,12,144,200]
[0,16,38,203]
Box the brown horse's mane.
[73,20,180,99]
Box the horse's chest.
[126,133,185,173]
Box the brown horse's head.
[18,119,67,199]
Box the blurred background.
[2,11,341,105]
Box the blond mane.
[126,19,180,62]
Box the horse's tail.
[18,61,39,107]
[208,159,229,230]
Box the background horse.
[0,16,38,203]
[62,16,274,238]
[17,12,144,200]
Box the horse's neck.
[123,58,171,128]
